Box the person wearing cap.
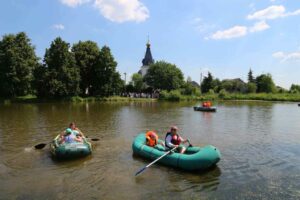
[59,128,83,144]
[165,126,189,154]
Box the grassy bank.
[0,95,157,104]
[1,93,300,104]
[159,90,300,102]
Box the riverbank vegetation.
[1,32,300,103]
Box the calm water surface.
[0,101,300,199]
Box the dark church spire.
[142,40,154,66]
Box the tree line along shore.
[1,32,300,103]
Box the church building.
[138,40,154,76]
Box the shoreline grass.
[1,93,300,104]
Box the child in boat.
[60,128,83,144]
[145,131,165,147]
[165,126,189,154]
[69,122,84,137]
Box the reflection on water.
[0,101,300,199]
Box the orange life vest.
[145,131,158,147]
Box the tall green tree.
[0,32,39,97]
[290,84,300,93]
[93,46,123,96]
[256,74,276,93]
[40,37,80,97]
[131,73,144,92]
[248,69,255,83]
[201,72,214,93]
[72,41,100,96]
[144,61,184,91]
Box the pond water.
[0,101,299,199]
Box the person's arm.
[59,136,65,144]
[166,135,178,148]
[178,135,188,143]
[60,130,65,137]
[74,137,83,143]
[75,128,84,137]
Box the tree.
[290,84,300,93]
[256,73,276,93]
[246,82,257,93]
[248,69,255,83]
[131,73,144,92]
[201,72,214,93]
[144,61,184,91]
[93,46,123,96]
[221,79,247,93]
[0,32,39,97]
[41,37,80,97]
[72,41,101,96]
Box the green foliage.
[40,37,80,97]
[246,82,257,93]
[181,81,200,96]
[93,46,124,96]
[221,79,247,93]
[201,72,214,93]
[0,32,39,97]
[131,73,144,92]
[208,89,215,94]
[218,89,227,98]
[159,90,181,101]
[144,61,184,91]
[290,84,300,93]
[256,73,276,93]
[72,41,101,96]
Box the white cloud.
[209,26,247,40]
[249,21,270,33]
[94,0,149,23]
[247,5,285,20]
[247,5,300,20]
[60,0,90,7]
[52,24,65,30]
[273,51,300,61]
[191,17,216,33]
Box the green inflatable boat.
[132,133,221,171]
[50,135,92,159]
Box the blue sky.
[0,0,300,88]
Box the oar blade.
[34,143,47,149]
[135,167,146,176]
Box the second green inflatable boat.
[132,133,221,171]
[50,135,92,159]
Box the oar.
[34,143,49,149]
[85,136,100,141]
[34,136,100,149]
[135,146,178,176]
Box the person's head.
[69,122,76,130]
[170,126,178,135]
[147,131,157,139]
[65,128,72,135]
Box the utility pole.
[200,69,203,91]
[124,72,127,84]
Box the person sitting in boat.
[145,131,165,147]
[146,131,158,147]
[202,101,212,108]
[165,126,189,154]
[60,128,83,144]
[69,122,84,137]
